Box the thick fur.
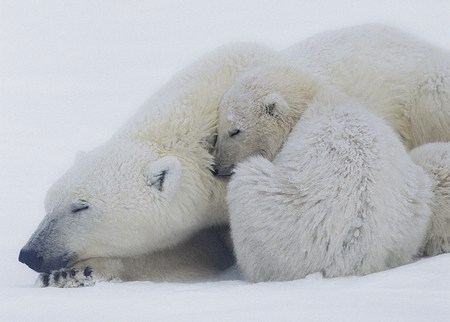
[410,143,450,257]
[19,43,277,286]
[284,24,450,149]
[214,24,450,175]
[227,103,432,282]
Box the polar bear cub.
[213,64,345,175]
[410,142,450,257]
[227,103,432,282]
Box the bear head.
[213,65,318,176]
[19,134,224,273]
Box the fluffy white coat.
[410,142,450,257]
[284,24,450,149]
[228,103,432,282]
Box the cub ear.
[146,156,182,198]
[202,133,218,153]
[264,93,288,118]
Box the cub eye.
[229,129,241,137]
[70,200,89,213]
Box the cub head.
[19,138,218,273]
[213,66,316,176]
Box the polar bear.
[213,64,346,175]
[227,103,433,282]
[410,143,450,257]
[214,24,450,176]
[19,43,277,287]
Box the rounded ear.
[264,93,289,118]
[146,156,182,199]
[202,133,218,153]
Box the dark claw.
[53,271,60,282]
[61,270,67,278]
[42,274,50,287]
[83,267,93,277]
[70,268,78,277]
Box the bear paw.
[36,267,96,288]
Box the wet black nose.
[19,248,43,272]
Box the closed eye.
[229,129,240,137]
[71,200,89,213]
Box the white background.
[1,1,450,321]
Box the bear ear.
[202,133,218,153]
[264,93,288,118]
[146,156,182,198]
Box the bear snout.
[212,164,235,177]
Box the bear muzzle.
[19,212,78,273]
[211,164,235,177]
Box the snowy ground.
[1,1,450,321]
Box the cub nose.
[211,164,235,176]
[211,164,220,176]
[19,247,43,272]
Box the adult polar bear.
[214,24,450,175]
[19,43,276,287]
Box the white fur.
[214,24,450,175]
[410,142,450,256]
[228,104,432,282]
[20,43,277,285]
[284,24,450,149]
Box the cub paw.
[36,267,96,288]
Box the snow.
[1,0,450,320]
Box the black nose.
[19,248,43,272]
[211,165,219,176]
[212,164,235,177]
